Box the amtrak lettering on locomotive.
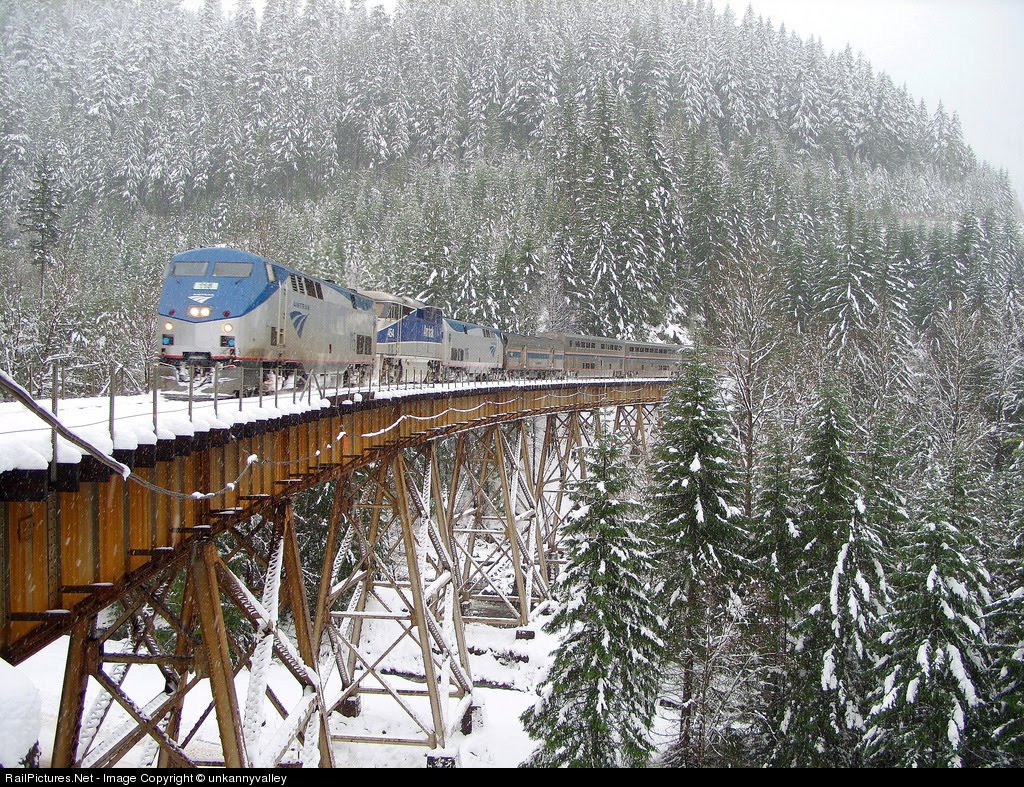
[157,247,686,395]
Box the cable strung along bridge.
[0,377,666,768]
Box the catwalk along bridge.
[0,377,666,767]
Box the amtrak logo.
[189,294,214,304]
[290,310,309,337]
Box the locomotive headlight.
[188,306,201,318]
[222,323,233,333]
[163,322,173,332]
[199,306,211,317]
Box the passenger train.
[156,247,685,395]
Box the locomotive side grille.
[289,273,325,300]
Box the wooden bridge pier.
[50,500,334,768]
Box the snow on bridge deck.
[0,378,665,475]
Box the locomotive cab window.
[213,262,253,277]
[172,261,208,277]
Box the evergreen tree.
[649,351,751,766]
[758,431,802,639]
[17,156,63,298]
[989,446,1024,765]
[991,587,1024,765]
[773,390,888,767]
[520,432,664,768]
[750,430,802,760]
[865,459,994,767]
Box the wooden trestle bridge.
[0,380,666,767]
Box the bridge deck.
[0,380,667,663]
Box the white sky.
[721,0,1024,201]
[190,0,1024,201]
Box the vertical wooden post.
[312,482,347,652]
[493,428,529,626]
[345,464,388,683]
[46,491,61,609]
[0,504,8,654]
[191,541,247,768]
[520,424,550,589]
[52,616,95,768]
[156,573,196,769]
[429,446,473,687]
[279,500,336,768]
[636,405,648,454]
[393,453,446,749]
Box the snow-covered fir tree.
[773,389,888,767]
[649,351,751,766]
[16,155,63,299]
[864,458,994,767]
[521,431,664,768]
[750,430,802,758]
[988,445,1024,765]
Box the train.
[156,247,686,395]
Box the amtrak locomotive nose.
[156,247,377,396]
[158,247,271,357]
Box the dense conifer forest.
[1,0,1022,766]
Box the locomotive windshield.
[212,262,253,277]
[172,261,208,276]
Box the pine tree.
[774,390,888,767]
[17,156,63,299]
[865,459,994,767]
[991,584,1024,765]
[520,432,664,768]
[750,430,802,760]
[649,351,751,766]
[861,416,912,538]
[989,446,1024,765]
[758,432,802,638]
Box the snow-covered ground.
[0,659,41,767]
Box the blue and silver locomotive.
[157,247,376,395]
[356,290,503,383]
